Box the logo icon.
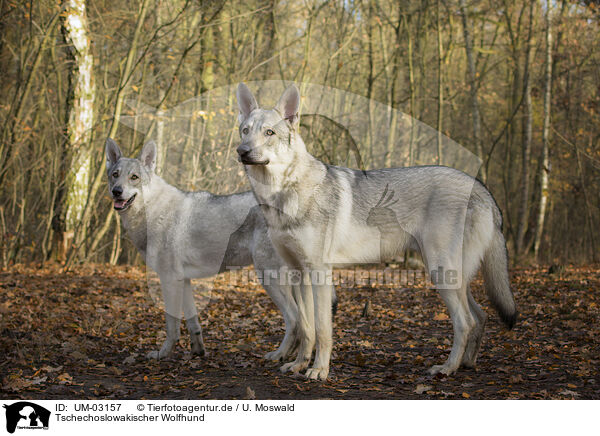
[3,402,50,433]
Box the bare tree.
[534,0,552,261]
[459,0,486,182]
[436,0,444,164]
[1,0,599,266]
[52,0,95,260]
[515,0,535,260]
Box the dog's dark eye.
[242,127,249,135]
[265,129,275,136]
[131,174,139,180]
[112,171,118,178]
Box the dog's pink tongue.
[114,199,126,209]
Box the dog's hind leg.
[183,278,206,357]
[428,284,475,376]
[461,286,487,368]
[147,277,184,360]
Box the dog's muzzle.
[236,143,269,165]
[113,193,136,211]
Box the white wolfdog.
[105,138,301,361]
[235,83,517,380]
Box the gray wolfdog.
[105,138,300,361]
[235,83,517,380]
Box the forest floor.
[0,263,598,400]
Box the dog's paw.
[146,340,176,360]
[264,349,286,362]
[191,345,206,357]
[460,355,477,369]
[280,359,309,375]
[146,350,161,360]
[190,338,206,357]
[427,363,458,376]
[305,366,329,381]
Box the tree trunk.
[69,0,150,268]
[53,0,95,262]
[534,0,552,261]
[515,0,535,260]
[436,0,444,165]
[459,0,485,182]
[385,8,400,169]
[366,2,376,166]
[406,13,416,166]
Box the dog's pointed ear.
[105,138,122,169]
[275,84,300,127]
[139,140,157,172]
[236,83,258,122]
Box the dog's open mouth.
[113,193,136,211]
[239,156,270,166]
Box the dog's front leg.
[146,313,181,360]
[147,277,184,360]
[280,271,314,375]
[263,281,299,362]
[183,278,206,357]
[305,268,333,381]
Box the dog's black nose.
[236,143,251,156]
[112,186,123,197]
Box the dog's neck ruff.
[246,148,326,230]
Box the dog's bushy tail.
[482,228,517,329]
